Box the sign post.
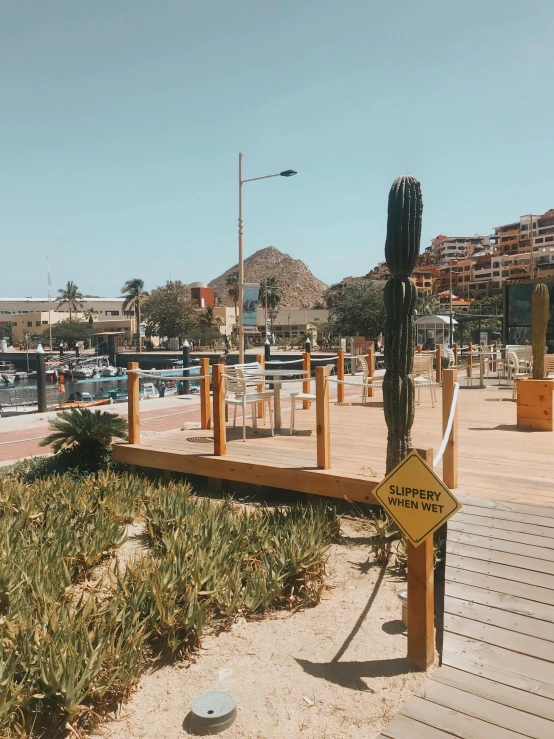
[373,447,462,670]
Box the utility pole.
[47,255,53,351]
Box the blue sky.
[2,0,553,297]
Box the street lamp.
[238,153,297,363]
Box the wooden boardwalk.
[113,382,554,508]
[378,494,554,739]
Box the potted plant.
[516,283,554,430]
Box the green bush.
[0,472,338,734]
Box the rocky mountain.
[208,246,327,309]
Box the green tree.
[463,294,503,341]
[259,276,281,335]
[143,280,198,341]
[57,281,83,322]
[330,281,386,338]
[226,270,240,323]
[323,287,340,310]
[415,290,437,315]
[43,319,93,344]
[200,306,223,329]
[122,278,149,353]
[312,300,325,310]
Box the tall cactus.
[383,176,422,472]
[532,283,549,380]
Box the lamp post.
[238,153,296,363]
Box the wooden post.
[435,345,442,383]
[467,343,473,382]
[316,366,330,469]
[212,363,226,456]
[257,353,265,419]
[337,349,345,403]
[303,352,311,409]
[441,369,458,489]
[127,361,140,444]
[492,340,498,373]
[407,446,435,671]
[199,358,211,430]
[367,344,375,398]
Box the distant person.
[74,341,80,358]
[158,380,166,398]
[177,379,185,395]
[59,342,64,357]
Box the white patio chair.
[357,356,372,405]
[413,354,436,407]
[545,355,554,378]
[507,351,531,400]
[289,391,317,435]
[225,366,274,441]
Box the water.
[0,367,201,409]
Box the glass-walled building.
[504,280,554,349]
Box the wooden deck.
[113,382,554,508]
[378,494,554,738]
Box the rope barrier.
[265,358,304,364]
[309,355,339,362]
[127,368,211,381]
[433,381,459,468]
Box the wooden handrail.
[257,353,265,419]
[442,368,458,489]
[316,365,330,469]
[367,345,375,398]
[127,362,140,444]
[435,345,442,383]
[212,363,226,456]
[337,349,345,403]
[303,352,311,410]
[200,357,211,430]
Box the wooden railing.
[126,360,458,490]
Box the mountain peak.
[208,247,327,308]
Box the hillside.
[208,246,327,309]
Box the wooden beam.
[257,353,265,419]
[316,365,331,469]
[337,349,345,403]
[112,443,378,503]
[407,446,435,671]
[367,344,375,397]
[442,369,458,489]
[127,361,140,444]
[435,345,442,383]
[212,363,226,456]
[303,352,311,409]
[199,357,211,430]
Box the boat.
[101,364,119,377]
[59,391,110,409]
[0,404,38,417]
[1,374,15,385]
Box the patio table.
[467,351,499,387]
[250,368,308,433]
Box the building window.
[105,310,120,316]
[35,321,41,327]
[42,321,48,325]
[27,321,32,327]
[493,271,499,277]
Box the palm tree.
[57,281,83,322]
[226,270,240,323]
[200,306,223,329]
[121,278,149,352]
[83,309,98,326]
[415,290,437,315]
[259,276,281,337]
[40,408,128,469]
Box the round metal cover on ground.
[190,691,237,735]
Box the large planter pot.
[516,378,554,431]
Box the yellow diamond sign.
[374,450,462,546]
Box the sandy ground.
[93,517,430,739]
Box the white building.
[0,297,131,319]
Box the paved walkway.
[378,494,554,738]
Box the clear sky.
[2,0,553,297]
